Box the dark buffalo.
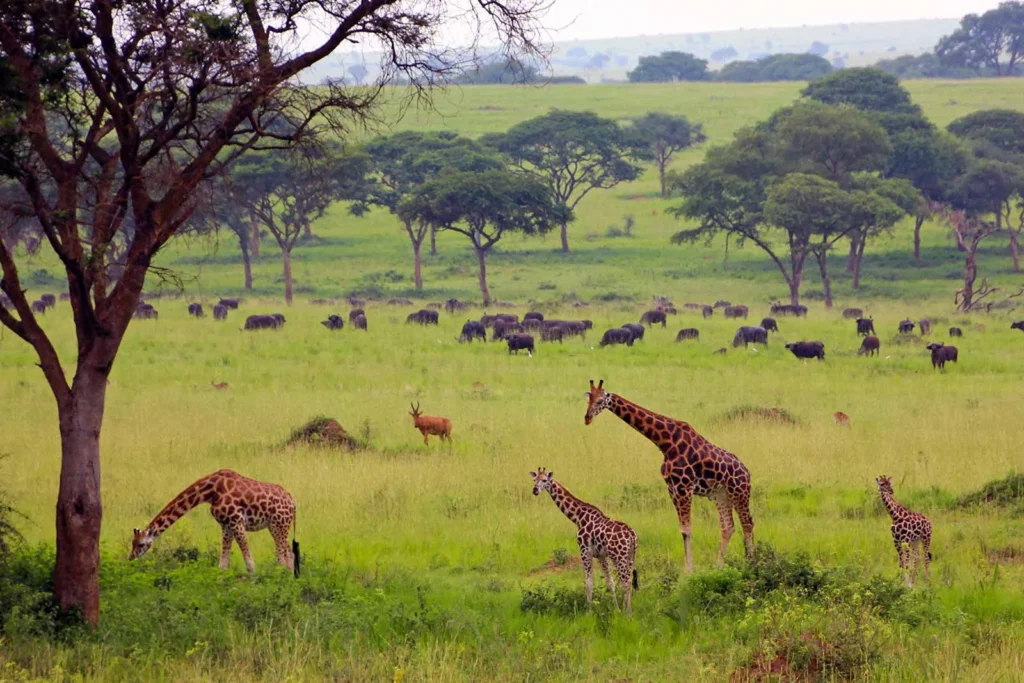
[347,296,366,307]
[188,303,205,318]
[599,328,634,347]
[522,317,543,331]
[272,313,286,326]
[480,314,498,328]
[785,341,825,360]
[702,305,714,319]
[898,319,915,334]
[760,317,778,333]
[771,303,808,317]
[388,297,414,306]
[724,305,749,319]
[858,335,880,356]
[926,342,958,369]
[507,333,535,355]
[842,308,863,319]
[494,313,519,324]
[427,302,443,310]
[622,323,645,342]
[353,314,368,330]
[675,328,699,341]
[445,298,468,313]
[31,300,47,314]
[218,298,241,309]
[523,311,544,322]
[349,308,365,323]
[492,320,524,341]
[321,315,344,330]
[134,302,158,319]
[1011,321,1024,332]
[541,324,566,342]
[640,310,667,327]
[459,320,486,343]
[406,309,439,325]
[40,293,56,308]
[563,321,588,339]
[856,317,875,336]
[580,320,593,330]
[919,318,931,335]
[683,303,703,310]
[212,304,228,321]
[949,327,963,337]
[732,326,768,347]
[59,293,70,301]
[244,314,279,330]
[713,300,731,308]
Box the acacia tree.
[486,110,644,252]
[398,169,568,304]
[0,0,550,626]
[937,2,1024,76]
[631,112,705,197]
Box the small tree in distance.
[631,113,706,198]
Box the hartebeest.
[409,402,453,445]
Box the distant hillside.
[306,18,959,85]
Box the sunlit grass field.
[2,80,1024,681]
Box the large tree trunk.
[475,247,491,305]
[659,162,667,198]
[282,249,293,305]
[846,235,858,272]
[559,222,570,253]
[430,225,437,255]
[913,215,925,262]
[960,247,978,311]
[303,220,313,239]
[53,362,108,628]
[852,234,867,290]
[1010,229,1021,273]
[250,212,260,258]
[816,251,833,308]
[241,242,253,290]
[412,239,423,291]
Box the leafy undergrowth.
[956,472,1024,511]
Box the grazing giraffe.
[584,379,753,572]
[129,469,298,576]
[875,476,932,587]
[530,468,638,614]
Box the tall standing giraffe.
[875,476,931,587]
[129,469,298,576]
[530,468,638,614]
[584,379,753,572]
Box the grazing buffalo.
[732,326,768,347]
[188,303,205,318]
[388,297,414,306]
[580,320,593,330]
[640,310,667,327]
[353,314,368,330]
[494,313,519,324]
[523,311,544,322]
[406,309,438,325]
[480,314,498,328]
[218,298,241,309]
[724,305,749,319]
[918,318,931,335]
[785,341,825,360]
[926,342,958,370]
[244,314,280,330]
[771,303,808,317]
[40,294,56,308]
[622,323,645,342]
[59,293,70,301]
[348,308,365,323]
[683,303,703,310]
[445,298,468,313]
[321,315,344,330]
[675,328,699,341]
[856,317,875,336]
[31,300,47,314]
[760,317,778,333]
[347,296,366,307]
[541,324,565,342]
[898,319,915,334]
[272,313,286,326]
[842,308,863,319]
[858,335,880,356]
[1011,321,1024,332]
[492,320,524,341]
[713,300,731,308]
[506,333,535,355]
[522,317,543,331]
[702,305,714,319]
[563,321,588,339]
[212,304,228,321]
[459,320,486,343]
[134,302,158,319]
[949,327,962,337]
[599,328,634,347]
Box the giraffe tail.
[292,508,301,579]
[632,569,639,590]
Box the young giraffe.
[876,476,932,587]
[530,468,638,614]
[584,379,753,572]
[129,469,298,575]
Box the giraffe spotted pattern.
[584,379,753,572]
[876,475,932,587]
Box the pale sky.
[540,0,998,42]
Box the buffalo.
[580,320,593,330]
[506,333,535,355]
[494,313,519,324]
[523,311,544,322]
[640,310,667,327]
[445,298,468,313]
[522,317,543,331]
[309,298,334,306]
[622,323,645,342]
[59,293,70,302]
[40,293,56,308]
[492,320,524,341]
[732,326,768,347]
[683,302,703,310]
[599,328,634,347]
[1011,321,1024,332]
[134,302,158,320]
[675,328,699,341]
[480,314,498,328]
[272,313,286,326]
[212,304,228,321]
[406,309,438,325]
[919,318,931,335]
[562,321,588,339]
[321,315,344,330]
[856,317,875,336]
[188,303,205,318]
[926,342,958,370]
[713,300,731,308]
[858,335,880,357]
[785,341,825,360]
[31,300,47,314]
[218,298,241,309]
[353,314,368,330]
[388,297,414,306]
[541,325,566,342]
[771,303,808,317]
[842,307,863,319]
[702,305,714,319]
[949,327,963,337]
[760,317,778,333]
[347,296,366,307]
[348,308,365,323]
[459,320,486,343]
[724,305,749,319]
[244,314,280,330]
[898,319,915,335]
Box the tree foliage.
[718,54,833,82]
[874,53,983,79]
[937,1,1024,76]
[630,113,705,197]
[628,51,709,82]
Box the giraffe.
[129,469,298,576]
[530,468,638,614]
[875,476,932,587]
[584,379,753,572]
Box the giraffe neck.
[146,475,220,537]
[879,491,906,520]
[607,393,689,456]
[547,480,596,528]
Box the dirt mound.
[528,556,582,576]
[956,472,1024,509]
[716,405,800,426]
[286,416,359,450]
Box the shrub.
[520,584,588,617]
[956,472,1024,510]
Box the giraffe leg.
[270,522,294,572]
[894,537,910,587]
[580,546,594,604]
[219,525,234,570]
[732,492,755,558]
[909,542,919,587]
[922,535,932,584]
[599,557,618,609]
[671,488,694,572]
[713,488,735,568]
[231,521,256,574]
[615,554,634,616]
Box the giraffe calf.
[876,476,932,587]
[530,468,638,614]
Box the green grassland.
[2,80,1024,681]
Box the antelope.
[833,411,850,427]
[409,402,453,445]
[211,381,229,390]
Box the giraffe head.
[129,527,156,560]
[584,379,611,425]
[530,468,554,496]
[875,476,894,495]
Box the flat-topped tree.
[0,0,551,626]
[398,169,568,304]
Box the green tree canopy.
[630,112,706,197]
[628,51,709,82]
[936,1,1024,76]
[948,109,1024,157]
[717,54,833,82]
